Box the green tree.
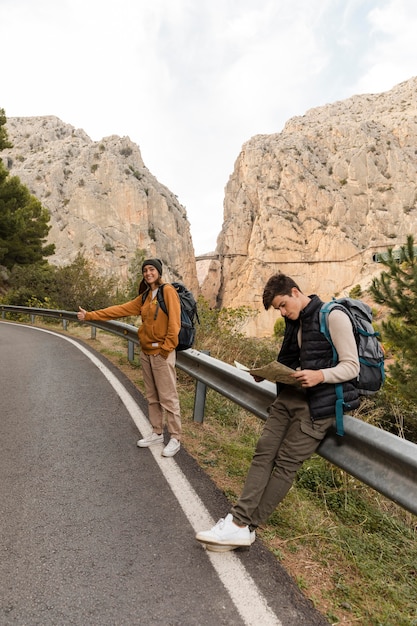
[3,253,116,311]
[3,261,59,306]
[53,254,116,311]
[370,235,417,404]
[0,108,12,150]
[0,109,55,269]
[123,248,147,300]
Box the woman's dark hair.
[138,276,164,295]
[262,273,302,310]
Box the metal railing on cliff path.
[2,304,417,517]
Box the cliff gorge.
[2,116,198,292]
[203,77,417,336]
[4,79,417,338]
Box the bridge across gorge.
[195,253,243,261]
[194,244,400,265]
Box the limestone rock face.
[206,77,417,336]
[3,116,198,292]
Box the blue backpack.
[319,297,385,436]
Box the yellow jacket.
[85,283,181,357]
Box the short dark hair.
[262,273,302,310]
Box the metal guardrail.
[2,304,417,516]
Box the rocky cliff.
[4,79,417,338]
[2,116,198,292]
[203,77,417,336]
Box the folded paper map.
[234,360,301,386]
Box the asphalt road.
[0,321,330,626]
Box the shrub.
[274,316,285,339]
[194,298,279,367]
[349,284,362,298]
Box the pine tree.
[370,235,417,403]
[0,108,12,150]
[0,109,55,270]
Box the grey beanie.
[142,258,163,276]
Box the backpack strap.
[141,284,168,320]
[319,301,350,437]
[319,301,339,361]
[156,283,168,317]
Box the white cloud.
[1,0,416,254]
[349,0,417,94]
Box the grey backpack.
[320,297,385,435]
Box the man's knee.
[272,458,303,484]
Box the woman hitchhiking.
[77,258,182,457]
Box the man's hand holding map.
[234,360,302,387]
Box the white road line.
[13,324,282,626]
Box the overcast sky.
[1,0,417,255]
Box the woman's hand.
[77,306,87,321]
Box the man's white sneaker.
[195,514,251,547]
[162,438,180,457]
[205,529,256,552]
[137,432,163,447]
[205,543,237,552]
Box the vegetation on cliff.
[0,109,54,279]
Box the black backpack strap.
[142,284,167,320]
[156,283,168,316]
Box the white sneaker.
[137,432,163,447]
[162,438,180,457]
[195,514,251,547]
[205,529,256,552]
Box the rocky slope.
[204,77,417,336]
[2,116,198,292]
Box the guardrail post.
[91,327,96,339]
[193,350,210,423]
[128,340,135,362]
[30,314,36,324]
[62,320,68,331]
